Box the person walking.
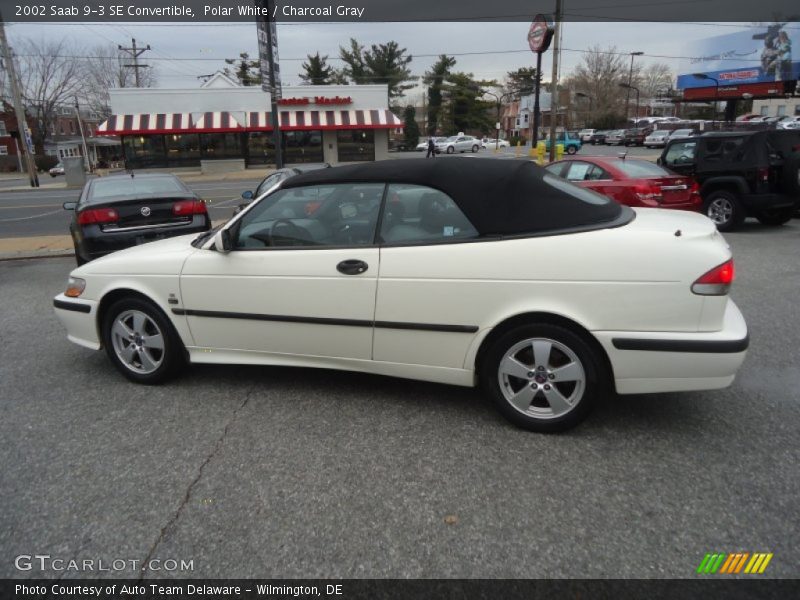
[426,137,436,158]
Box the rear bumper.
[595,299,748,394]
[77,217,209,261]
[53,295,101,350]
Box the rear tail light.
[689,181,702,205]
[172,200,208,216]
[77,208,118,225]
[692,259,734,296]
[757,167,770,183]
[633,183,662,203]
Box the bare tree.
[15,38,86,151]
[83,44,157,116]
[638,62,673,99]
[562,45,637,124]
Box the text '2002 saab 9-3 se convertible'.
[53,159,748,432]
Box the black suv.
[658,130,800,231]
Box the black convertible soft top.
[283,158,631,236]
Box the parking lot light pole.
[625,51,644,124]
[575,92,592,127]
[693,73,719,130]
[483,90,517,151]
[619,82,640,125]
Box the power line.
[117,38,151,86]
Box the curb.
[0,252,73,262]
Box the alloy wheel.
[110,309,165,374]
[497,337,586,420]
[707,197,733,226]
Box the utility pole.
[74,97,91,171]
[257,0,283,168]
[118,38,150,88]
[548,0,562,162]
[624,51,644,124]
[0,9,39,187]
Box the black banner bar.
[2,0,800,22]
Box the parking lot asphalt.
[1,220,798,579]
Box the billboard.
[676,23,800,90]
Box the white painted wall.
[752,97,800,117]
[109,85,390,115]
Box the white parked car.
[578,129,596,143]
[482,138,510,149]
[644,130,670,148]
[435,135,481,154]
[53,159,748,432]
[416,137,445,151]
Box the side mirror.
[213,228,233,253]
[656,157,663,166]
[241,190,254,200]
[63,201,77,210]
[232,202,249,216]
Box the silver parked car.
[605,130,626,145]
[644,130,670,148]
[435,135,482,154]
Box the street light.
[618,82,640,126]
[624,51,644,123]
[575,92,592,127]
[692,73,719,129]
[482,90,518,152]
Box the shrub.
[34,155,59,172]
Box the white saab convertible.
[54,159,748,432]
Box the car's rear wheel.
[566,146,577,155]
[446,146,455,154]
[755,207,794,226]
[704,190,744,232]
[102,297,184,384]
[480,323,603,432]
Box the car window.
[564,162,611,182]
[615,160,672,177]
[380,184,479,244]
[663,141,697,166]
[89,177,186,201]
[235,183,384,249]
[544,163,566,177]
[702,137,745,163]
[255,172,288,197]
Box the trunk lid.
[88,197,198,231]
[648,175,696,205]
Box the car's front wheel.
[472,144,479,153]
[704,190,744,232]
[755,207,794,226]
[102,297,184,384]
[480,323,603,432]
[446,146,455,154]
[566,146,577,155]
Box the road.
[0,146,660,239]
[0,221,797,579]
[0,179,263,238]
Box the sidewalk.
[0,235,73,261]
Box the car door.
[374,184,482,369]
[179,182,384,360]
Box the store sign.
[528,14,554,54]
[278,96,353,106]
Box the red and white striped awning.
[248,109,402,130]
[193,111,246,133]
[97,113,194,135]
[98,109,402,136]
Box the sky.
[5,20,760,103]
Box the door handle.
[337,259,368,275]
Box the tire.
[472,144,479,153]
[102,296,185,384]
[566,146,577,155]
[479,323,604,433]
[756,207,794,226]
[446,146,455,154]
[703,190,745,232]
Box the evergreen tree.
[299,52,334,85]
[223,52,261,86]
[403,105,420,149]
[339,38,414,99]
[423,55,456,135]
[442,72,494,134]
